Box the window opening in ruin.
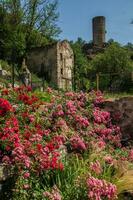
[61,68,63,75]
[60,53,63,60]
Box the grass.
[103,92,133,100]
[116,170,133,194]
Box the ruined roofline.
[27,42,58,52]
[27,40,70,53]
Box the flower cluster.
[90,160,102,175]
[75,115,89,128]
[94,91,104,105]
[87,176,117,200]
[128,149,133,161]
[0,116,20,154]
[93,108,110,124]
[0,97,12,116]
[0,86,131,200]
[104,155,114,165]
[18,93,38,105]
[66,100,77,115]
[70,135,87,151]
[43,186,62,200]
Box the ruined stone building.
[27,40,74,90]
[26,16,107,90]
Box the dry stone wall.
[103,97,133,144]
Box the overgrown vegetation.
[0,0,60,64]
[71,38,92,91]
[71,39,133,92]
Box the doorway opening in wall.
[60,53,63,61]
[61,68,63,75]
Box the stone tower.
[92,16,106,47]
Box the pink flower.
[97,140,106,150]
[23,184,30,189]
[53,104,64,117]
[23,172,30,179]
[2,155,11,164]
[104,155,114,165]
[75,115,89,128]
[66,100,77,115]
[47,87,52,93]
[29,114,35,123]
[70,135,87,151]
[87,176,117,200]
[0,98,12,116]
[93,108,110,124]
[56,119,69,131]
[65,91,75,97]
[43,129,51,136]
[43,186,62,200]
[90,160,102,175]
[128,149,133,161]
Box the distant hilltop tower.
[92,16,106,47]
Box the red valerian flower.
[128,149,133,161]
[0,98,12,116]
[23,184,30,190]
[18,93,38,105]
[93,107,110,124]
[43,186,62,200]
[70,135,87,151]
[1,89,9,96]
[90,160,102,175]
[87,176,117,200]
[23,172,30,179]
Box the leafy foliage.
[0,0,60,63]
[90,43,133,91]
[71,38,91,91]
[72,39,133,92]
[91,43,133,74]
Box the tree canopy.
[0,0,60,63]
[91,43,133,74]
[71,39,133,92]
[71,38,91,91]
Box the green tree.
[91,43,133,73]
[71,38,91,91]
[0,0,60,63]
[90,43,133,91]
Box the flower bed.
[0,86,133,199]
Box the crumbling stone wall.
[57,41,73,90]
[103,97,133,144]
[27,43,58,86]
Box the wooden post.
[96,73,99,91]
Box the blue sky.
[58,0,133,44]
